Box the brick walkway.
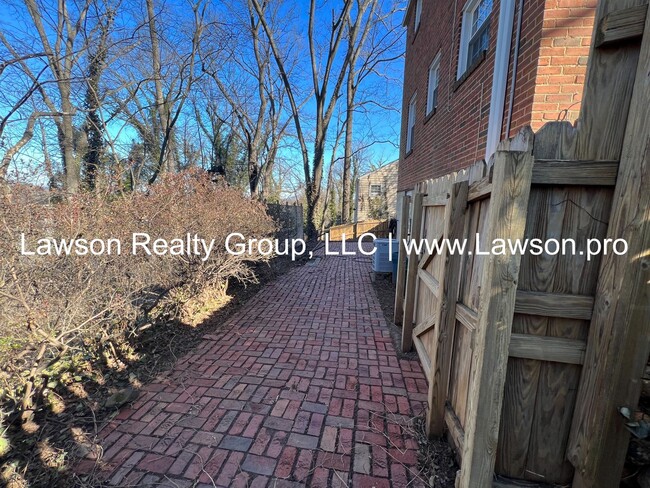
[82,245,429,487]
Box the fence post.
[296,204,304,240]
[394,194,411,325]
[458,131,534,487]
[401,191,424,352]
[567,10,650,486]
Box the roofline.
[402,0,414,27]
[358,159,399,179]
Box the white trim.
[457,0,479,79]
[427,52,442,115]
[457,0,493,79]
[414,0,423,32]
[406,94,417,153]
[485,0,516,159]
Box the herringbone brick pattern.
[79,244,429,487]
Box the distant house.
[398,0,596,192]
[353,160,398,222]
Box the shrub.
[0,169,275,420]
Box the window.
[426,53,441,115]
[414,0,423,32]
[369,184,382,197]
[457,0,493,78]
[406,94,416,153]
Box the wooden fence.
[394,5,649,484]
[327,219,391,241]
[266,203,304,240]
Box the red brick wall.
[501,0,546,137]
[398,0,595,191]
[530,0,596,130]
[398,0,501,191]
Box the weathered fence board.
[401,192,424,353]
[327,219,390,241]
[458,130,535,488]
[393,124,646,486]
[567,6,650,485]
[428,181,469,436]
[393,194,411,325]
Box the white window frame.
[369,184,382,197]
[457,0,493,79]
[426,52,441,115]
[406,94,416,154]
[414,0,423,32]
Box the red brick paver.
[84,244,430,487]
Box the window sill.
[424,107,437,124]
[405,148,414,158]
[453,50,487,92]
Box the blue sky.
[0,0,406,187]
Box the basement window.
[406,93,416,154]
[369,184,382,197]
[457,0,493,79]
[426,53,441,115]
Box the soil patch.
[371,272,418,361]
[371,273,459,488]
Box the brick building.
[398,0,597,191]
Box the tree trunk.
[146,0,175,181]
[60,95,80,192]
[342,70,354,223]
[83,21,110,191]
[306,126,327,239]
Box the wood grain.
[509,334,586,365]
[468,177,492,202]
[531,160,619,186]
[445,404,466,459]
[418,268,441,299]
[428,181,469,436]
[401,192,424,352]
[423,192,450,207]
[569,8,650,486]
[514,291,594,320]
[456,303,479,332]
[496,184,566,478]
[595,3,648,47]
[458,128,535,488]
[574,0,645,161]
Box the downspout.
[505,0,524,139]
[485,0,516,159]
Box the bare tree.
[82,4,115,190]
[251,0,359,238]
[21,0,93,192]
[111,0,207,184]
[0,0,403,206]
[342,0,403,222]
[203,0,293,198]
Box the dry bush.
[0,169,275,420]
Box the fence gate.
[399,130,538,486]
[401,173,476,436]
